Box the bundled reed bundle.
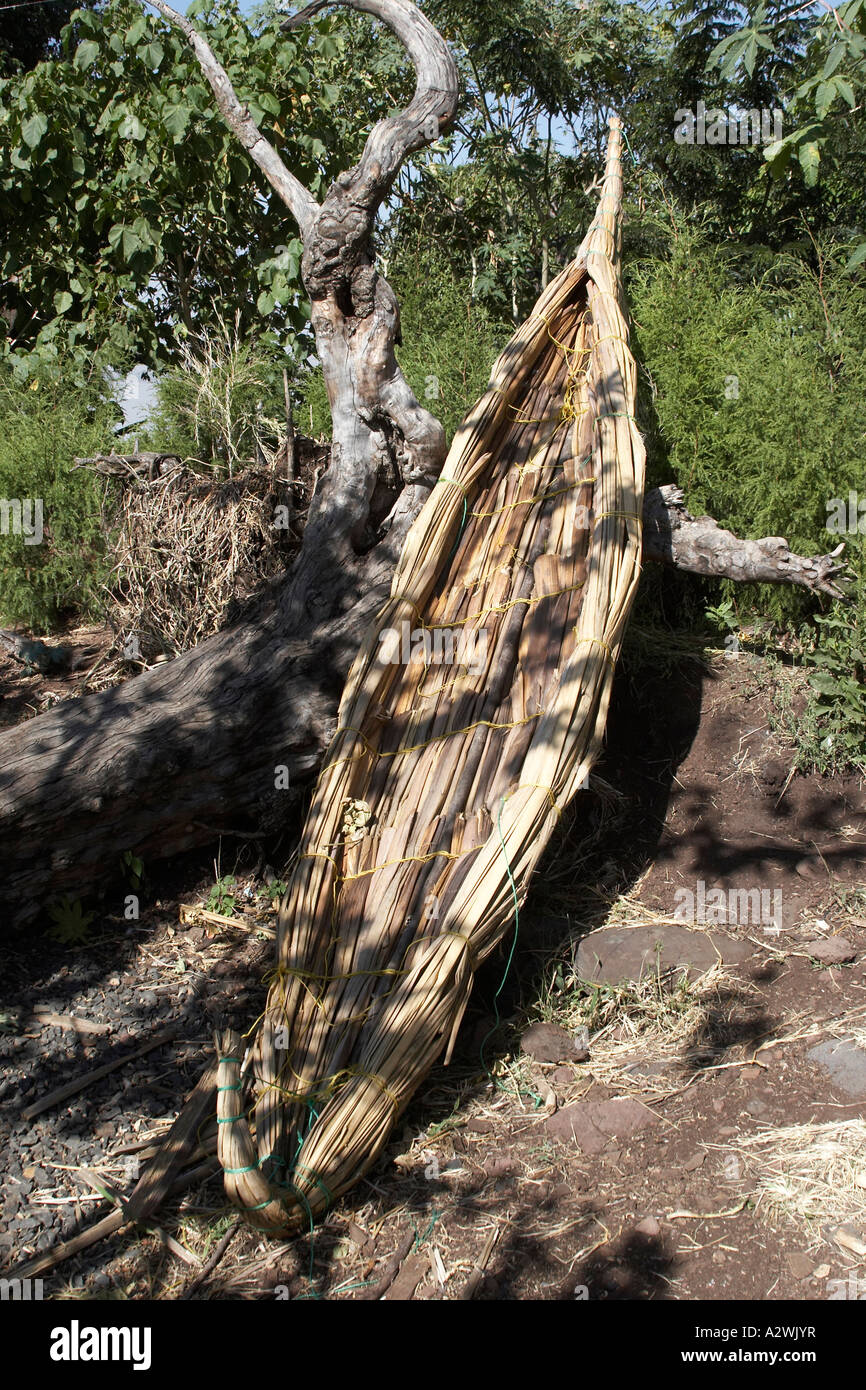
[216,117,646,1232]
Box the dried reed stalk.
[217,116,646,1232]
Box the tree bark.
[2,0,461,927]
[0,483,847,927]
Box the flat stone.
[633,1216,661,1239]
[803,937,857,965]
[546,1097,657,1153]
[621,1054,678,1081]
[521,1022,588,1064]
[575,924,751,987]
[483,1155,520,1178]
[808,1037,866,1098]
[745,1098,768,1116]
[786,1253,814,1280]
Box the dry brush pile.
[81,437,327,681]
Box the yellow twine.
[573,634,616,670]
[437,475,469,496]
[320,711,544,777]
[420,576,587,631]
[337,840,484,885]
[594,510,644,528]
[345,1067,401,1114]
[470,479,586,520]
[592,333,630,350]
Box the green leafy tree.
[0,0,98,74]
[0,0,375,375]
[710,1,866,261]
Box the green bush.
[630,229,865,603]
[0,361,119,632]
[391,251,512,447]
[628,225,866,769]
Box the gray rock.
[633,1216,661,1238]
[575,924,751,987]
[807,1037,866,1098]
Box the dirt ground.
[2,636,865,1301]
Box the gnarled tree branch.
[284,1,459,303]
[143,0,457,552]
[145,1,319,238]
[643,485,851,600]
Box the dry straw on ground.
[720,1120,866,1236]
[216,116,647,1233]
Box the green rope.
[620,124,639,167]
[440,479,468,566]
[479,796,522,1073]
[412,1210,441,1251]
[292,1162,334,1208]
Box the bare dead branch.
[283,0,459,302]
[284,0,458,210]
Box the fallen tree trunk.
[0,497,424,927]
[0,484,847,927]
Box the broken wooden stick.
[459,1226,500,1301]
[357,1231,415,1300]
[22,1027,178,1122]
[29,1010,110,1036]
[180,1218,242,1299]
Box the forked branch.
[145,0,459,290]
[283,0,459,301]
[284,0,459,214]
